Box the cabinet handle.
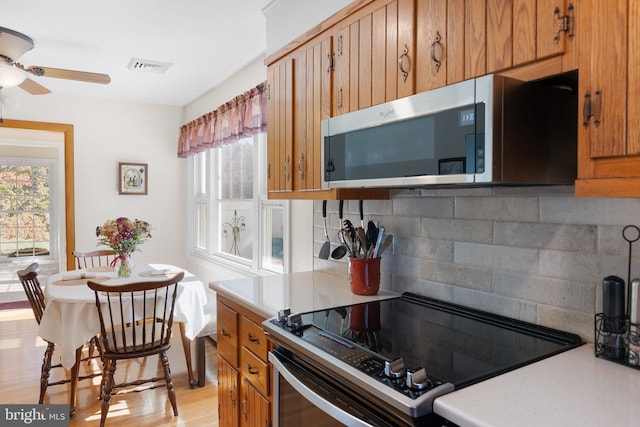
[430,31,442,72]
[241,394,248,421]
[398,44,410,82]
[247,365,260,376]
[283,155,291,181]
[220,328,231,338]
[297,153,305,180]
[247,333,260,343]
[229,386,236,407]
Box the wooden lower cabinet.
[217,295,272,426]
[217,356,239,427]
[240,379,270,427]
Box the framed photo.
[118,162,148,195]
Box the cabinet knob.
[247,365,260,376]
[220,328,231,338]
[247,333,260,343]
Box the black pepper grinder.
[603,275,626,360]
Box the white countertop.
[209,270,398,319]
[434,344,640,427]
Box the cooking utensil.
[331,200,348,260]
[359,200,364,229]
[343,219,357,257]
[355,227,368,258]
[366,220,378,252]
[378,233,393,256]
[372,226,385,258]
[319,200,331,259]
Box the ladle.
[331,200,348,260]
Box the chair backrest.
[88,272,184,357]
[72,249,117,270]
[16,262,46,324]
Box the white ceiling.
[2,0,268,106]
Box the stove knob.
[287,313,303,329]
[278,308,292,323]
[406,367,429,391]
[384,358,406,379]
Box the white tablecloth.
[38,263,207,370]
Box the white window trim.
[186,133,290,274]
[0,156,59,266]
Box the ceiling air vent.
[127,58,172,74]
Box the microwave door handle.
[270,352,375,427]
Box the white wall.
[1,89,185,267]
[263,0,352,56]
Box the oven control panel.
[293,324,444,400]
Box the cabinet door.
[416,0,447,92]
[240,378,270,427]
[217,301,239,367]
[294,35,332,192]
[580,0,626,161]
[465,0,486,79]
[575,0,640,196]
[266,59,294,194]
[344,0,415,111]
[218,356,240,427]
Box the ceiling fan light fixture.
[0,62,27,88]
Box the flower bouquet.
[96,217,152,277]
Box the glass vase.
[114,253,134,278]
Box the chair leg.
[39,342,55,404]
[160,351,178,416]
[99,359,116,427]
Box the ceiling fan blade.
[18,78,51,95]
[29,66,111,84]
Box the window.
[0,159,56,263]
[188,133,288,273]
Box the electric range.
[263,292,583,426]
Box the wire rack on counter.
[594,313,640,369]
[595,224,640,370]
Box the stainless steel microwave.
[321,74,577,189]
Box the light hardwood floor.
[0,308,219,426]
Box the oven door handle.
[270,352,375,427]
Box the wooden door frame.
[0,119,76,271]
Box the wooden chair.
[72,249,117,270]
[16,262,101,409]
[88,272,185,427]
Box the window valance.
[178,82,267,158]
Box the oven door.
[270,349,403,427]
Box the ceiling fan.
[0,26,111,95]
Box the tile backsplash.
[313,186,640,342]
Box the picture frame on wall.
[118,162,148,195]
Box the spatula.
[319,200,331,259]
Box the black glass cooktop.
[294,292,583,388]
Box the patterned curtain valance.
[177,82,267,158]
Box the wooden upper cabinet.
[266,59,294,194]
[575,0,640,197]
[294,35,333,192]
[335,0,415,113]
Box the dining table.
[38,263,208,416]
